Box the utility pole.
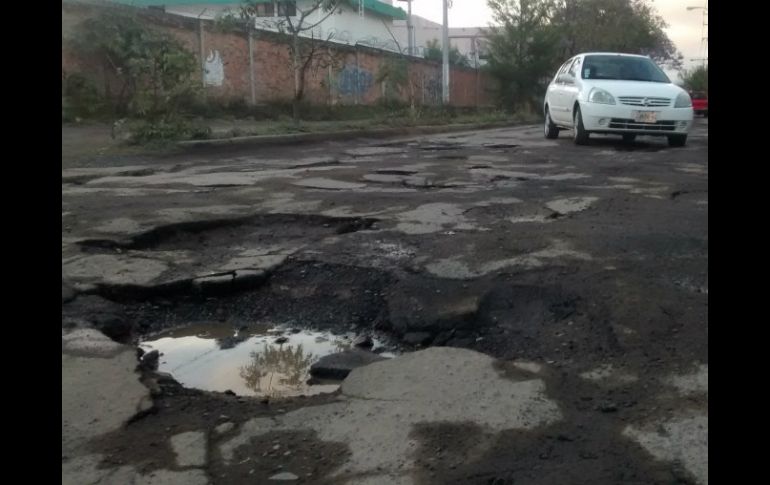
[687,4,708,67]
[442,0,450,104]
[407,0,414,56]
[396,0,414,55]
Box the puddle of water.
[140,323,393,398]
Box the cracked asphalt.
[62,121,708,484]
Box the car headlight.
[675,92,692,108]
[587,88,615,105]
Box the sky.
[403,0,707,76]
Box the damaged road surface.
[62,122,708,484]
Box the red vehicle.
[691,91,708,117]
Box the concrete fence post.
[198,18,206,100]
[421,74,425,105]
[328,47,334,106]
[354,47,360,105]
[248,28,256,105]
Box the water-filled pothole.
[139,323,394,398]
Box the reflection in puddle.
[139,324,392,398]
[239,343,315,396]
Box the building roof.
[109,0,407,20]
[349,0,406,20]
[109,0,237,5]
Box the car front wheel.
[573,105,589,145]
[544,109,559,139]
[668,134,687,147]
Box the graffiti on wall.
[337,65,373,97]
[423,76,442,105]
[204,50,224,86]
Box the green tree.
[485,0,682,110]
[424,39,471,68]
[70,11,199,120]
[553,0,682,69]
[485,0,562,110]
[681,65,708,93]
[241,1,344,122]
[376,57,410,103]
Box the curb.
[176,121,530,150]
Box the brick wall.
[62,1,497,108]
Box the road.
[62,121,708,485]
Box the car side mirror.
[558,73,574,84]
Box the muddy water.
[139,323,392,398]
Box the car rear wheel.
[544,109,559,139]
[573,106,589,145]
[622,134,636,143]
[668,134,687,147]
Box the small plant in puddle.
[239,343,315,397]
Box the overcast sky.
[404,0,707,74]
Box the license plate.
[633,111,658,123]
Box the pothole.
[416,143,465,151]
[117,168,158,177]
[375,169,419,175]
[78,213,377,252]
[437,154,469,160]
[62,174,102,185]
[139,322,396,399]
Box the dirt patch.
[416,421,697,485]
[218,429,351,484]
[85,378,346,483]
[412,354,702,485]
[411,422,497,484]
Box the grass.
[202,108,534,140]
[62,106,539,166]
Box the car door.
[561,56,582,126]
[548,59,573,124]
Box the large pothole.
[78,213,377,252]
[65,252,630,404]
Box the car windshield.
[581,55,670,83]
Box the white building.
[392,14,489,66]
[114,1,408,53]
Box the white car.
[543,53,694,147]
